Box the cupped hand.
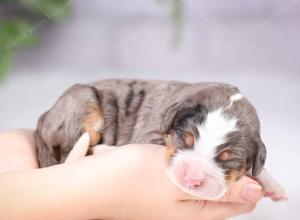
[67,134,263,220]
[0,130,263,220]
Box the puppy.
[35,79,287,201]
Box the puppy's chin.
[166,150,226,200]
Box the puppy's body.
[37,79,247,149]
[35,79,286,201]
[37,79,189,164]
[91,79,189,146]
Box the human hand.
[0,130,261,220]
[0,129,38,172]
[0,130,262,220]
[67,134,263,220]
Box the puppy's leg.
[256,168,288,201]
[34,130,58,167]
[36,84,104,167]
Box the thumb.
[65,132,90,163]
[220,176,263,203]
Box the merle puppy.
[35,79,286,201]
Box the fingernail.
[242,183,262,202]
[75,132,90,147]
[81,132,90,141]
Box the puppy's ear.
[160,102,182,134]
[252,140,267,176]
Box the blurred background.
[0,0,299,219]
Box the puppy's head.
[161,83,266,200]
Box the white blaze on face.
[195,108,237,158]
[167,101,241,199]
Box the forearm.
[0,129,38,172]
[0,153,122,220]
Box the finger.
[205,201,256,219]
[219,176,263,204]
[90,145,118,155]
[65,132,90,163]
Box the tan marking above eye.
[184,132,195,147]
[217,149,234,161]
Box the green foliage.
[157,0,184,46]
[0,20,36,50]
[157,0,184,25]
[0,20,36,80]
[0,0,183,81]
[0,48,12,81]
[170,0,184,46]
[0,0,70,81]
[21,0,70,20]
[170,0,183,26]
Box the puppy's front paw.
[263,181,288,201]
[256,168,288,201]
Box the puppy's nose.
[184,176,203,189]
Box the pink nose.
[184,176,203,189]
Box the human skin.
[0,130,262,220]
[0,129,38,172]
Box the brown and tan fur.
[35,79,264,181]
[34,79,288,201]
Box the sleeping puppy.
[35,79,287,201]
